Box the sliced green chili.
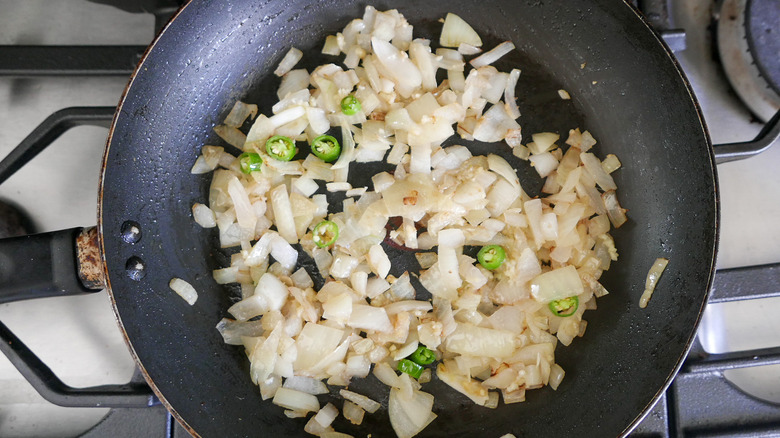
[311,134,341,162]
[408,346,435,365]
[477,245,506,270]
[265,135,297,161]
[312,220,339,248]
[549,296,579,317]
[397,359,423,379]
[238,152,263,174]
[340,95,362,115]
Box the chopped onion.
[274,47,303,76]
[549,363,565,390]
[349,304,393,333]
[530,265,584,303]
[342,400,365,425]
[272,387,320,413]
[439,13,482,48]
[444,324,516,358]
[314,402,339,427]
[388,387,436,438]
[581,152,617,191]
[371,37,422,97]
[192,203,217,228]
[602,190,628,228]
[283,375,329,395]
[223,101,258,127]
[270,184,298,243]
[198,8,629,435]
[169,278,197,305]
[640,258,669,308]
[339,389,380,413]
[458,42,482,55]
[470,41,515,68]
[530,132,560,154]
[214,125,247,149]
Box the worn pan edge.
[97,0,201,437]
[616,1,720,436]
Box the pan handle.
[0,227,105,304]
[713,110,780,163]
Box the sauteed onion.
[191,7,627,437]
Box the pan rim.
[616,1,720,436]
[97,1,721,436]
[97,0,201,437]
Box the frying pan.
[0,0,723,436]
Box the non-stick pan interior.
[100,1,717,436]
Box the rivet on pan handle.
[713,109,780,163]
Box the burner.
[718,0,780,122]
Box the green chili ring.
[311,134,341,162]
[477,245,506,270]
[265,135,297,161]
[408,346,436,365]
[238,152,263,174]
[340,94,362,116]
[397,359,424,379]
[549,296,579,317]
[312,220,339,248]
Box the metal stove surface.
[0,0,778,437]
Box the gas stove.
[0,1,778,437]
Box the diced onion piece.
[294,323,346,371]
[283,375,329,395]
[436,363,489,405]
[529,152,559,178]
[327,182,352,192]
[488,154,521,191]
[342,400,365,425]
[169,278,197,305]
[214,125,247,149]
[581,152,617,191]
[530,265,584,303]
[192,203,217,228]
[371,37,422,97]
[558,89,571,100]
[458,42,482,55]
[223,101,258,127]
[367,244,391,278]
[253,272,289,311]
[349,304,393,333]
[470,41,515,68]
[322,35,340,55]
[549,363,565,390]
[602,154,622,173]
[373,361,403,388]
[439,13,482,48]
[580,130,598,152]
[504,68,521,119]
[339,389,380,413]
[274,47,303,76]
[388,387,436,438]
[444,324,516,358]
[270,184,298,243]
[640,258,669,308]
[530,132,560,154]
[314,403,339,428]
[272,387,320,413]
[602,190,628,228]
[384,300,432,315]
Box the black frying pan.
[3,0,720,436]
